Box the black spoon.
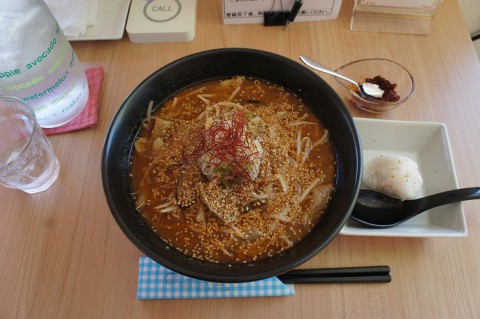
[351,187,480,228]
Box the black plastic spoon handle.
[408,187,480,212]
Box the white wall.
[458,0,480,35]
[458,0,480,59]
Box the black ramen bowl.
[102,48,362,282]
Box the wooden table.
[2,0,480,317]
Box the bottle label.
[0,22,89,128]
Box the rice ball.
[363,154,423,200]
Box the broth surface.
[130,77,336,264]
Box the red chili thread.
[176,110,262,186]
[201,110,262,185]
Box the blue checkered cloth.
[138,257,295,299]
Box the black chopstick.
[277,265,391,284]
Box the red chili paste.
[365,76,400,102]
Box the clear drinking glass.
[0,96,60,193]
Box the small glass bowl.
[334,58,415,113]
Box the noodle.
[129,76,336,264]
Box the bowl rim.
[334,58,416,106]
[101,48,363,282]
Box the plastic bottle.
[0,0,89,128]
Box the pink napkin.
[43,66,104,136]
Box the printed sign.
[223,0,342,24]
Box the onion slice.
[296,178,321,204]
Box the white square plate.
[340,118,467,237]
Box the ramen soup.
[130,76,336,264]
